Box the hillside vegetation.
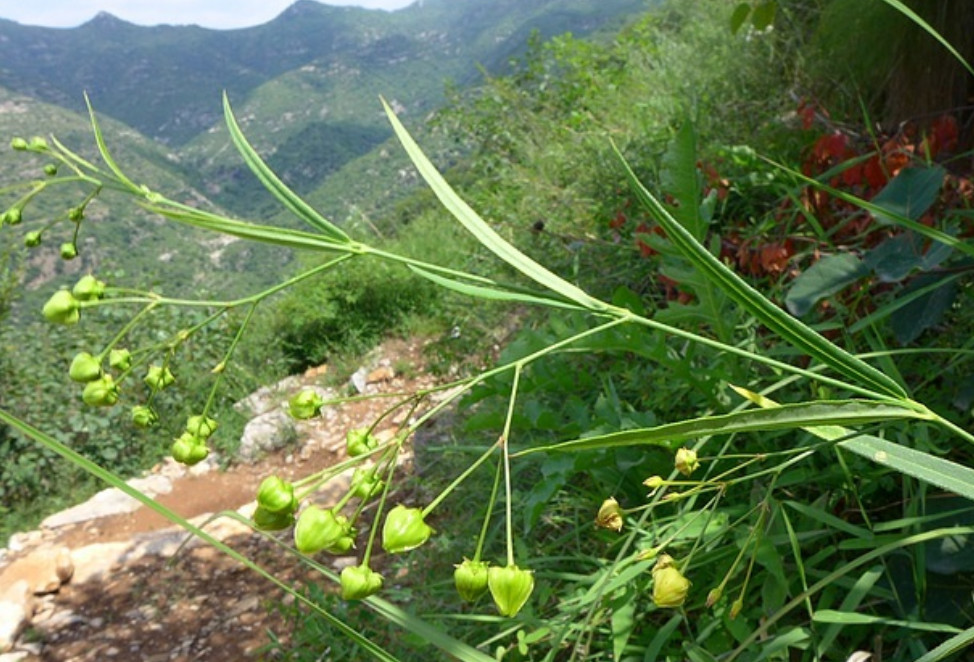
[4,0,974,660]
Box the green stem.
[422,439,501,517]
[502,364,522,567]
[473,456,504,564]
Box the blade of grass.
[408,265,585,310]
[222,92,350,243]
[878,0,974,77]
[84,92,139,193]
[614,142,909,400]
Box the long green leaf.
[222,93,350,243]
[514,400,924,456]
[813,609,961,634]
[382,98,605,312]
[408,265,584,310]
[614,144,908,400]
[84,92,139,192]
[878,0,974,78]
[914,626,974,662]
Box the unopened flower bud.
[288,388,323,420]
[729,598,744,619]
[346,427,378,457]
[171,432,209,465]
[643,475,664,490]
[294,506,353,555]
[3,208,22,225]
[257,476,297,514]
[43,290,81,325]
[675,448,699,476]
[131,405,158,428]
[595,497,624,532]
[24,231,42,248]
[28,136,48,151]
[186,414,218,439]
[68,207,84,222]
[454,558,489,603]
[350,466,384,500]
[651,554,690,608]
[72,274,106,301]
[252,505,295,531]
[488,564,534,617]
[706,587,722,608]
[60,242,78,260]
[82,374,119,407]
[109,348,132,371]
[340,564,383,601]
[144,364,175,390]
[68,351,102,383]
[382,504,433,553]
[44,164,58,176]
[10,137,28,151]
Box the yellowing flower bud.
[454,559,490,603]
[340,564,383,601]
[675,448,699,476]
[256,476,297,514]
[171,432,209,466]
[72,275,106,301]
[643,475,664,490]
[288,388,323,420]
[346,427,378,457]
[144,364,175,390]
[706,587,722,608]
[651,554,690,608]
[43,290,81,325]
[488,564,534,617]
[69,352,102,383]
[82,374,119,407]
[382,504,433,554]
[595,497,624,532]
[729,598,744,619]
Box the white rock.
[0,546,73,595]
[41,475,173,528]
[0,651,29,662]
[237,408,294,463]
[70,542,132,585]
[0,601,27,654]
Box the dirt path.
[3,337,442,661]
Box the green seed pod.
[454,559,490,603]
[60,242,78,260]
[131,405,159,428]
[340,565,383,601]
[10,137,28,151]
[487,564,535,617]
[4,208,22,225]
[350,466,384,500]
[651,554,690,608]
[28,136,48,151]
[256,476,297,514]
[287,388,323,420]
[109,348,132,371]
[67,207,84,223]
[293,506,352,555]
[171,432,209,466]
[44,164,58,176]
[68,351,103,383]
[252,505,295,531]
[82,374,119,407]
[186,414,218,440]
[382,504,433,554]
[42,290,81,325]
[72,274,106,301]
[346,427,378,457]
[144,364,175,390]
[24,231,42,248]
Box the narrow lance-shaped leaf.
[222,92,350,244]
[614,143,908,400]
[408,265,585,311]
[382,97,606,312]
[84,92,140,193]
[514,400,925,456]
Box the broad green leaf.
[785,253,867,317]
[610,589,636,661]
[816,566,883,656]
[890,274,958,344]
[514,400,924,456]
[872,166,945,226]
[222,93,350,244]
[408,265,584,310]
[616,145,908,400]
[383,98,606,312]
[662,122,705,241]
[730,3,752,34]
[813,610,961,633]
[750,1,777,30]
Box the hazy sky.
[0,0,416,30]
